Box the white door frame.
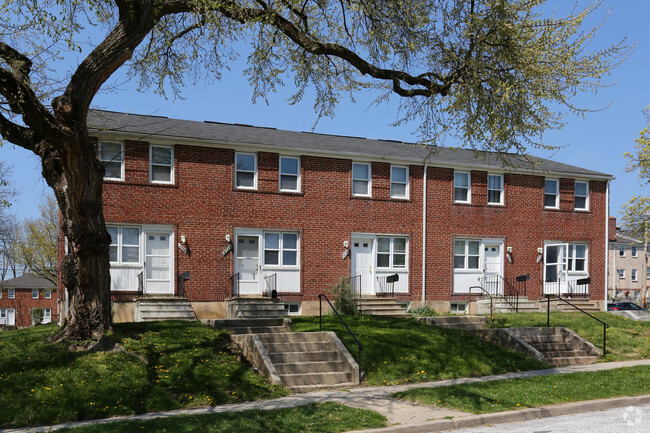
[143,227,175,296]
[234,230,263,295]
[351,235,376,295]
[544,242,568,295]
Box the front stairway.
[357,297,410,317]
[509,327,601,365]
[134,297,196,322]
[226,297,286,318]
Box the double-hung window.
[453,240,480,270]
[454,171,471,203]
[618,269,625,279]
[544,179,559,208]
[632,269,638,282]
[376,237,407,269]
[235,153,257,189]
[107,226,141,264]
[567,244,587,272]
[352,162,371,197]
[619,246,625,257]
[150,145,174,183]
[32,289,39,299]
[44,290,52,299]
[574,181,588,210]
[487,174,504,205]
[632,246,638,258]
[98,141,124,180]
[390,166,409,199]
[264,232,298,267]
[8,289,15,299]
[279,156,300,192]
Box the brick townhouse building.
[62,110,611,321]
[0,273,57,327]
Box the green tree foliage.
[0,0,630,341]
[622,106,650,233]
[18,194,58,285]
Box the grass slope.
[0,321,287,428]
[291,316,547,386]
[394,365,650,413]
[55,402,386,433]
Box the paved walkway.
[5,359,650,433]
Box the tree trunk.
[37,124,112,343]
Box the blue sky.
[2,0,649,222]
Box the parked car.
[607,302,647,311]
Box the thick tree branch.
[0,112,35,151]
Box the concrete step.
[135,298,196,322]
[258,332,331,344]
[226,298,287,319]
[281,371,354,387]
[417,316,487,331]
[544,355,600,366]
[541,350,593,358]
[288,382,359,393]
[274,360,348,374]
[357,298,409,317]
[227,326,288,334]
[264,341,335,353]
[519,335,565,344]
[269,350,342,364]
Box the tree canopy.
[0,0,631,341]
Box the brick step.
[269,350,342,364]
[274,360,347,375]
[281,371,354,387]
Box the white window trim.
[487,173,504,205]
[352,162,372,197]
[566,243,588,274]
[631,246,638,258]
[44,289,52,299]
[618,269,625,279]
[376,236,408,270]
[107,225,143,267]
[632,269,638,282]
[8,289,15,299]
[279,156,301,192]
[32,289,39,299]
[262,231,300,269]
[390,165,409,199]
[619,246,626,257]
[284,302,302,316]
[544,178,559,209]
[454,171,471,204]
[574,180,589,211]
[98,141,125,181]
[149,145,174,184]
[453,239,481,271]
[235,152,258,190]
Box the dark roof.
[88,110,612,179]
[0,273,56,289]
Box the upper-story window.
[487,174,504,205]
[98,141,124,181]
[544,178,559,209]
[8,289,15,299]
[618,269,625,279]
[632,246,638,258]
[619,246,626,257]
[352,162,371,197]
[107,225,141,264]
[279,156,300,192]
[632,269,638,282]
[390,165,409,199]
[150,145,174,184]
[32,289,39,299]
[574,181,588,210]
[454,171,471,203]
[235,152,257,189]
[44,290,52,299]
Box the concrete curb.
[345,394,650,433]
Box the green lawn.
[394,365,650,413]
[485,312,650,361]
[291,316,548,386]
[55,402,386,433]
[0,321,287,428]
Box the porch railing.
[546,294,608,355]
[265,273,277,296]
[177,271,190,298]
[230,272,240,298]
[318,293,363,383]
[137,270,144,296]
[376,274,398,297]
[481,274,528,312]
[347,275,361,298]
[544,277,590,298]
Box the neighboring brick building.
[64,110,612,321]
[607,220,648,303]
[0,273,57,327]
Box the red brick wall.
[98,139,607,303]
[0,288,58,327]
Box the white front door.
[145,232,173,295]
[1,308,15,326]
[235,235,260,295]
[483,244,503,294]
[544,243,568,295]
[351,238,374,295]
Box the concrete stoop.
[226,297,286,319]
[474,326,601,366]
[417,315,487,331]
[202,317,292,334]
[357,297,410,317]
[476,296,539,314]
[232,331,360,393]
[134,297,196,322]
[544,298,603,313]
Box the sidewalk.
[6,359,650,433]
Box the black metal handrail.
[230,272,240,297]
[482,276,518,312]
[137,270,144,296]
[318,294,363,383]
[265,273,277,296]
[544,279,590,298]
[546,294,609,355]
[347,275,361,298]
[376,275,395,297]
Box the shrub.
[32,308,44,325]
[410,304,438,317]
[329,277,359,316]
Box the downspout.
[605,179,611,308]
[422,162,428,303]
